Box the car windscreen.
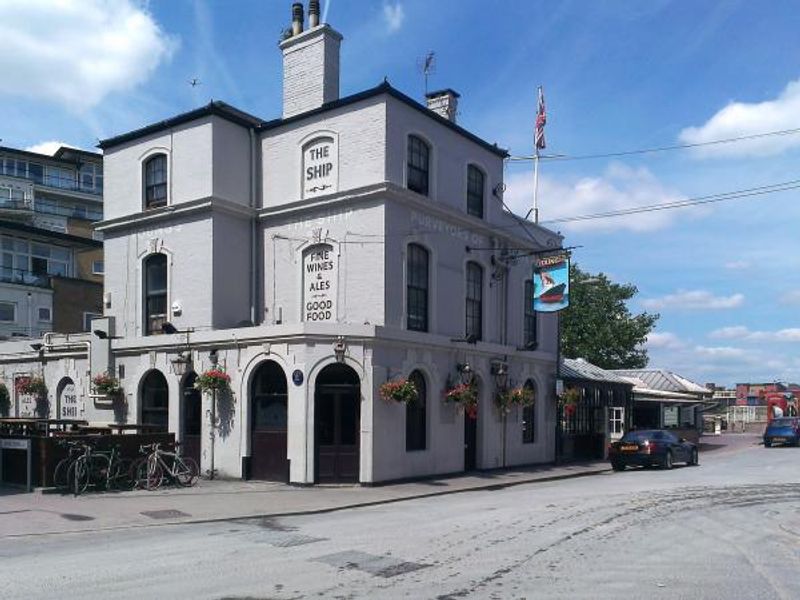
[770,418,798,427]
[620,431,657,442]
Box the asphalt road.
[2,434,799,599]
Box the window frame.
[466,164,485,219]
[143,153,168,210]
[465,261,483,341]
[406,243,429,332]
[92,260,104,275]
[0,301,16,323]
[524,279,538,349]
[143,253,168,336]
[37,307,52,322]
[405,370,427,452]
[406,135,430,197]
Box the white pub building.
[0,2,564,484]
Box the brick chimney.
[280,1,342,119]
[425,89,460,123]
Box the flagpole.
[533,147,540,224]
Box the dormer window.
[467,165,484,218]
[407,136,430,196]
[144,154,167,209]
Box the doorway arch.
[140,370,169,432]
[315,363,361,483]
[249,360,289,481]
[181,373,202,465]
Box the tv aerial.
[416,51,436,96]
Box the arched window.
[522,379,536,444]
[406,244,429,332]
[407,136,430,196]
[467,165,484,218]
[524,280,537,349]
[144,154,167,209]
[141,370,169,432]
[465,261,483,341]
[406,370,427,451]
[144,253,167,335]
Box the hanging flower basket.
[445,382,478,417]
[379,379,419,404]
[195,368,231,393]
[15,375,47,398]
[560,387,580,417]
[495,386,535,414]
[92,372,123,397]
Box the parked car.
[763,417,800,447]
[608,429,699,471]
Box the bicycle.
[52,440,86,491]
[66,443,129,496]
[133,442,199,491]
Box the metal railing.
[0,198,32,212]
[0,170,101,197]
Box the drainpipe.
[249,128,258,325]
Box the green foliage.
[561,264,659,370]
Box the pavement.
[1,430,787,600]
[0,431,760,539]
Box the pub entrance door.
[181,373,202,466]
[464,412,478,471]
[249,361,289,482]
[315,363,360,483]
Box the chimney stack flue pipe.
[309,0,320,27]
[291,2,304,36]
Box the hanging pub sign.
[533,253,570,312]
[302,243,338,322]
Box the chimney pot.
[292,2,304,36]
[309,0,320,27]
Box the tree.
[560,264,659,369]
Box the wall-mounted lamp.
[170,351,193,377]
[333,337,346,363]
[209,349,219,367]
[456,362,474,386]
[491,361,509,390]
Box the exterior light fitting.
[456,362,474,386]
[170,351,193,377]
[491,361,509,390]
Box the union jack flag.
[535,86,546,150]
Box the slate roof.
[561,358,633,385]
[611,369,711,396]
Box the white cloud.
[646,332,684,350]
[0,0,176,111]
[679,78,800,158]
[383,2,405,33]
[724,260,751,270]
[694,346,747,359]
[710,326,800,342]
[25,141,81,156]
[641,290,744,310]
[781,290,800,306]
[505,163,690,232]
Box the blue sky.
[1,0,798,387]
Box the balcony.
[0,170,101,197]
[0,198,33,219]
[0,268,50,289]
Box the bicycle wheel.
[136,457,163,491]
[91,454,111,490]
[173,456,199,487]
[68,458,90,496]
[53,458,72,490]
[109,458,132,490]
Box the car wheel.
[689,448,699,466]
[764,440,772,448]
[663,451,674,470]
[611,462,625,472]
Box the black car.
[608,429,699,471]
